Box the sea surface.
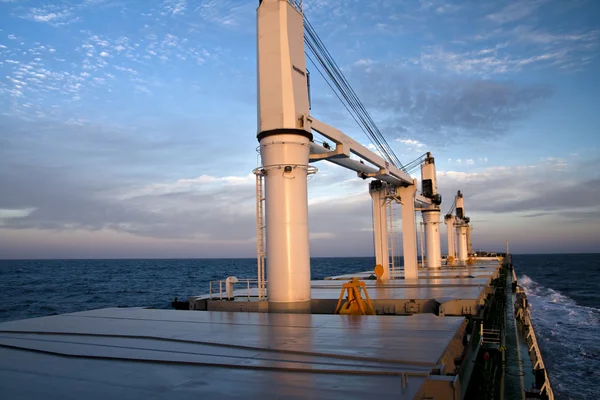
[0,254,598,399]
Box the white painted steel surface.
[257,0,310,134]
[456,194,465,218]
[257,0,313,309]
[0,309,466,400]
[445,215,456,261]
[371,187,389,279]
[398,184,419,279]
[423,210,442,269]
[309,117,414,186]
[260,137,312,306]
[457,226,468,263]
[420,156,442,269]
[255,172,266,298]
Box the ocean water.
[0,254,598,399]
[513,254,600,400]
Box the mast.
[455,191,469,264]
[370,181,390,279]
[420,152,442,268]
[257,0,312,312]
[445,214,455,264]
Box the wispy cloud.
[397,138,425,147]
[447,158,476,165]
[162,0,187,16]
[0,0,598,257]
[0,208,37,225]
[0,26,219,120]
[194,0,254,27]
[349,62,552,144]
[485,0,548,24]
[23,5,79,27]
[411,39,595,76]
[437,156,596,216]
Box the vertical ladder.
[386,199,395,279]
[255,171,266,300]
[467,224,473,255]
[419,222,425,269]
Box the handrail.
[514,287,554,400]
[208,278,268,302]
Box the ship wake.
[519,274,599,399]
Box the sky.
[0,0,599,259]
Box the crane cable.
[301,11,406,172]
[445,195,457,217]
[402,153,429,175]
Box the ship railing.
[209,278,268,301]
[515,293,555,400]
[480,324,501,345]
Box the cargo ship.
[0,1,553,399]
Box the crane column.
[445,214,456,265]
[420,153,442,269]
[455,192,469,264]
[370,181,390,279]
[398,183,419,279]
[257,0,312,312]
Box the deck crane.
[444,191,471,265]
[255,0,442,312]
[444,197,457,265]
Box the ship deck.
[191,261,501,316]
[326,262,500,281]
[0,308,465,399]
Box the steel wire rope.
[305,20,404,169]
[304,37,393,164]
[304,25,400,169]
[303,17,406,172]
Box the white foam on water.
[519,275,600,399]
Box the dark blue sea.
[0,254,598,399]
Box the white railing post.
[387,198,395,279]
[254,170,267,300]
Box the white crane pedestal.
[422,210,442,269]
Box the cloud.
[410,41,596,76]
[512,26,600,45]
[0,0,597,258]
[349,62,552,144]
[309,232,336,240]
[162,0,187,16]
[523,212,552,218]
[486,0,548,24]
[0,112,371,249]
[437,157,600,216]
[0,113,597,257]
[193,0,254,27]
[0,29,219,120]
[0,164,256,241]
[397,138,425,148]
[0,159,366,247]
[23,6,80,27]
[0,208,37,225]
[0,110,260,244]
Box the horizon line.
[1,252,599,261]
